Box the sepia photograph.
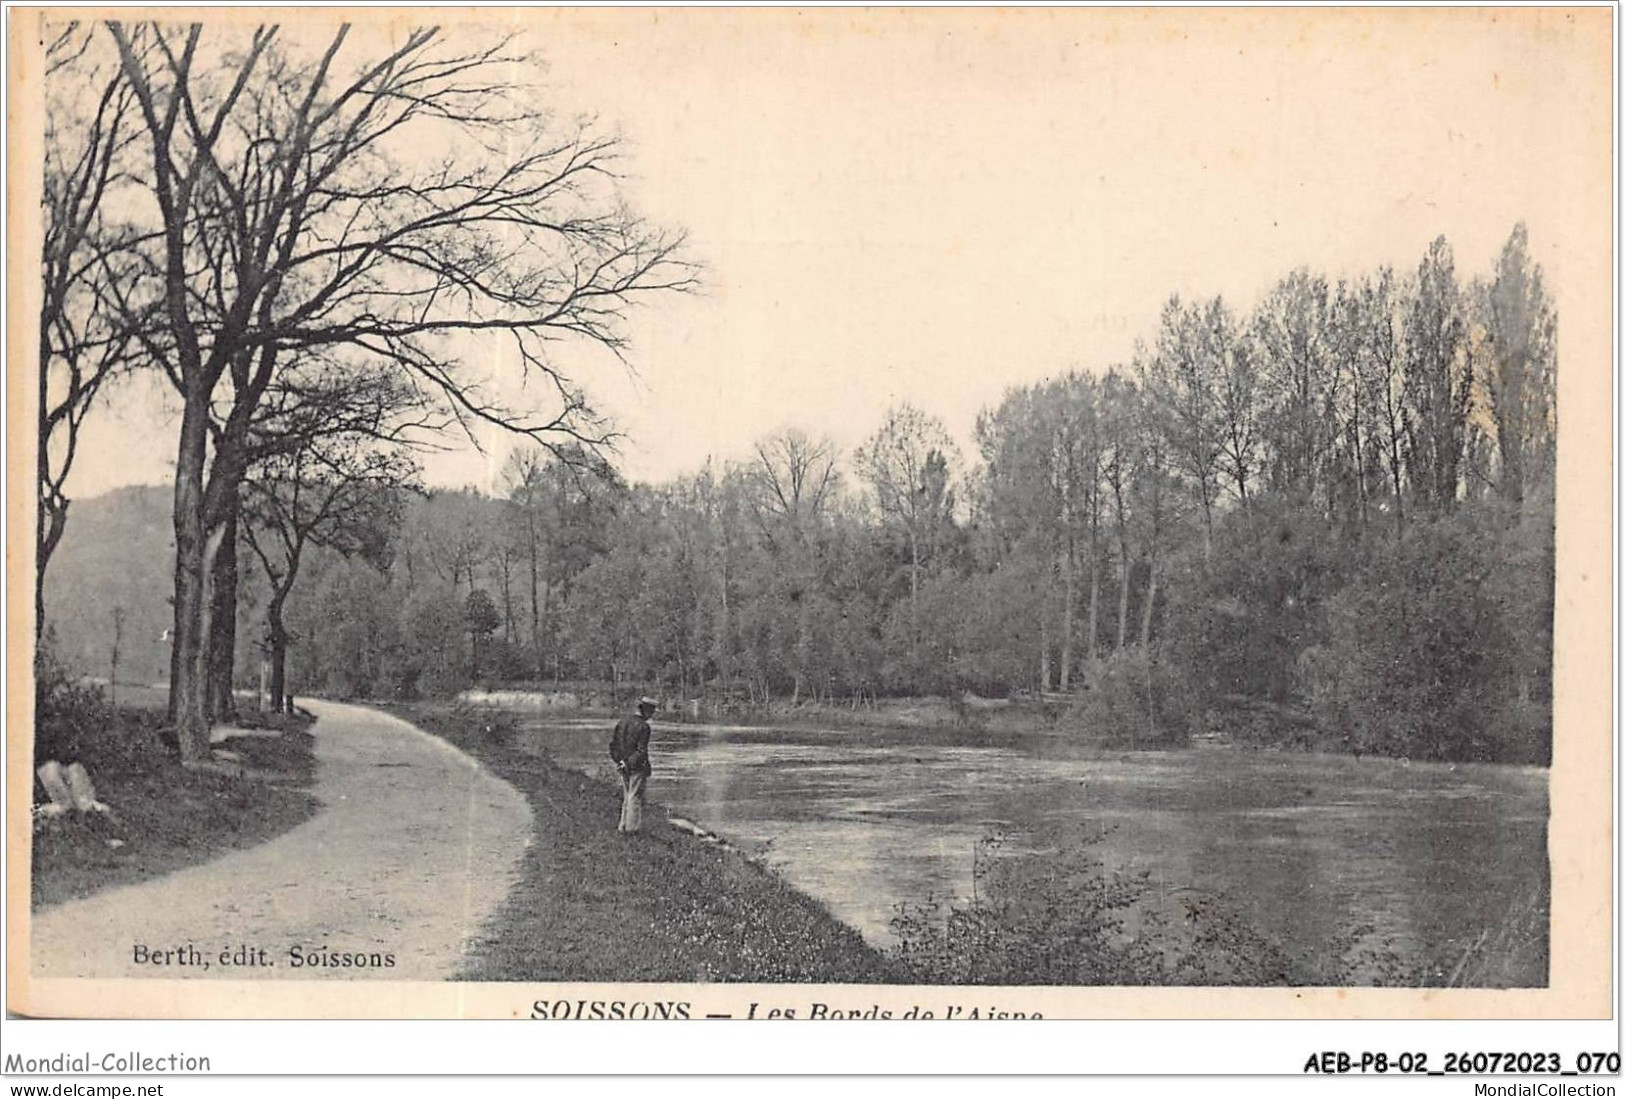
[5,5,1613,1028]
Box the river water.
[515,714,1548,984]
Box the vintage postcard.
[5,5,1613,1023]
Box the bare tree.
[37,24,145,638]
[1131,349,1180,647]
[1207,299,1262,511]
[1252,270,1337,512]
[1356,267,1410,537]
[1145,296,1222,558]
[208,358,438,718]
[101,20,694,761]
[1326,279,1372,529]
[1099,367,1139,651]
[411,489,493,594]
[1403,236,1472,513]
[746,429,840,700]
[1044,373,1104,689]
[746,429,840,548]
[499,449,551,672]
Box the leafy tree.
[562,542,647,701]
[1304,512,1528,762]
[1164,495,1345,708]
[46,217,1553,770]
[242,433,415,712]
[400,585,471,698]
[1483,223,1557,520]
[857,404,960,690]
[501,444,626,675]
[466,588,501,680]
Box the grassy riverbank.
[31,691,317,910]
[392,701,903,983]
[457,688,1071,741]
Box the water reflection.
[518,715,1548,980]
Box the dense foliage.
[47,226,1555,766]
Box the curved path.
[31,700,532,980]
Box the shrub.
[888,830,1173,985]
[34,649,111,765]
[1057,649,1196,747]
[1302,513,1540,763]
[33,648,172,780]
[888,828,1391,986]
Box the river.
[513,713,1549,985]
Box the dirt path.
[30,701,532,980]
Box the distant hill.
[42,485,175,687]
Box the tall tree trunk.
[208,493,241,722]
[1139,555,1159,648]
[1389,447,1406,540]
[1351,389,1370,532]
[169,399,213,763]
[1059,542,1075,692]
[196,520,227,719]
[266,591,289,715]
[1115,533,1132,652]
[500,552,515,643]
[718,544,732,685]
[1085,518,1100,668]
[537,581,550,677]
[796,585,812,703]
[1039,613,1053,693]
[201,406,255,724]
[1499,433,1526,523]
[36,322,51,645]
[36,507,67,647]
[35,358,69,644]
[527,524,542,673]
[1355,454,1369,531]
[908,529,920,680]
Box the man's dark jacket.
[609,714,652,777]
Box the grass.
[391,701,903,983]
[1442,884,1550,988]
[31,694,318,910]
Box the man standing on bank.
[610,696,658,834]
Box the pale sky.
[64,7,1611,498]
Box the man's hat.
[637,696,660,710]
